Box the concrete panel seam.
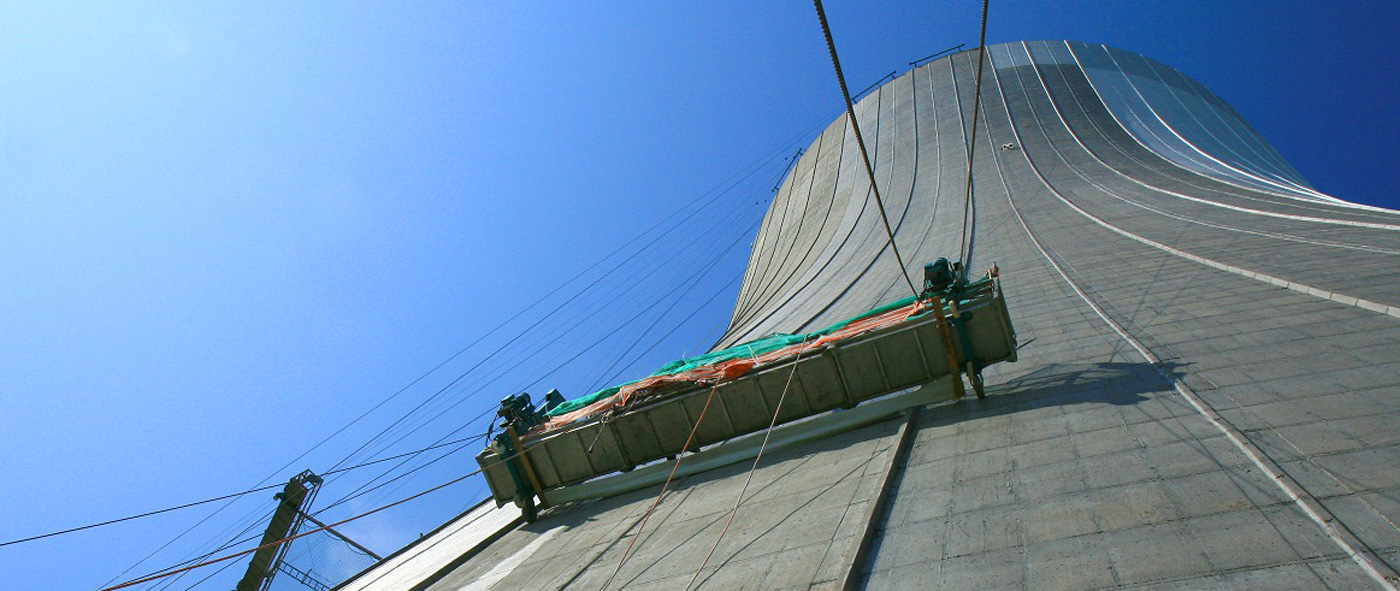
[991,62,1400,320]
[1054,190,1398,320]
[837,406,920,591]
[995,139,1400,589]
[1016,42,1400,258]
[1063,42,1400,219]
[1074,43,1379,210]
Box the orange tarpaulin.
[534,298,935,434]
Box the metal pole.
[234,473,317,591]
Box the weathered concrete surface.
[727,41,1400,590]
[337,501,519,591]
[413,418,903,591]
[341,40,1400,590]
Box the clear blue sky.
[2,2,1396,590]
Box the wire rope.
[813,0,919,298]
[321,177,765,479]
[315,424,488,515]
[117,508,273,591]
[265,120,811,493]
[314,207,760,511]
[330,215,759,524]
[599,384,722,591]
[294,182,766,524]
[0,434,483,551]
[958,0,991,274]
[142,429,484,591]
[590,271,746,395]
[100,435,564,591]
[684,337,814,590]
[97,471,475,591]
[98,89,825,591]
[316,215,755,516]
[580,217,760,393]
[324,179,754,474]
[1,488,279,552]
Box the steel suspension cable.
[326,186,764,479]
[322,122,820,477]
[958,0,991,275]
[97,473,475,591]
[108,497,276,591]
[322,233,732,513]
[326,180,754,474]
[312,405,496,516]
[324,217,761,526]
[100,187,758,590]
[175,551,246,591]
[322,206,760,506]
[600,384,721,591]
[312,430,493,518]
[0,488,279,552]
[0,433,483,552]
[143,222,702,583]
[516,216,761,394]
[589,271,746,395]
[813,0,920,299]
[581,216,761,393]
[99,435,562,591]
[96,115,823,591]
[685,337,814,590]
[142,508,272,591]
[315,422,489,515]
[317,215,758,516]
[310,237,743,514]
[491,205,757,397]
[324,446,482,522]
[168,431,474,590]
[98,484,279,588]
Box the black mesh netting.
[266,528,378,591]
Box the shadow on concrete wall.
[921,360,1183,429]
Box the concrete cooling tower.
[337,40,1400,591]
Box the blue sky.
[1,2,1397,590]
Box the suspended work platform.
[478,263,1017,518]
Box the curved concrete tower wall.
[1073,42,1317,196]
[719,40,1395,350]
[341,40,1400,590]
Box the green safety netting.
[544,292,928,418]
